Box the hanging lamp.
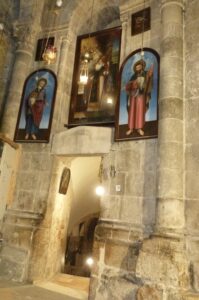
[79,0,95,84]
[42,0,63,64]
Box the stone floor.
[0,274,89,300]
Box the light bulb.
[95,185,105,196]
[86,257,94,266]
[107,97,113,104]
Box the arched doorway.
[63,156,101,278]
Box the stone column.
[120,13,128,65]
[53,32,72,132]
[1,27,33,137]
[156,0,185,235]
[1,2,45,138]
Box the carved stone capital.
[12,21,38,53]
[120,12,129,27]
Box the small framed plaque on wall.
[131,7,151,36]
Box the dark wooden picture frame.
[131,7,151,36]
[68,27,122,127]
[14,69,57,143]
[115,48,159,141]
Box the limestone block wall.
[0,0,122,283]
[12,144,52,212]
[0,144,20,224]
[0,0,17,123]
[29,157,73,281]
[0,1,57,280]
[89,0,199,299]
[1,2,199,299]
[89,1,161,299]
[100,0,160,244]
[101,139,157,232]
[185,0,199,292]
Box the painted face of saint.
[38,79,47,89]
[135,63,143,74]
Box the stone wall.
[0,0,17,123]
[90,1,160,298]
[0,1,199,299]
[29,156,73,281]
[89,0,199,299]
[0,143,20,224]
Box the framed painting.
[115,48,159,141]
[131,7,151,36]
[14,69,57,143]
[68,26,122,127]
[59,167,71,195]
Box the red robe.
[28,89,46,127]
[126,67,153,131]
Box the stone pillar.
[1,2,45,138]
[156,0,185,235]
[120,13,128,64]
[1,28,33,137]
[53,32,72,131]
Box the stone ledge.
[51,126,113,155]
[95,222,143,246]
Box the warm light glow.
[79,61,89,84]
[42,46,57,64]
[86,257,94,266]
[84,52,90,59]
[0,23,4,31]
[80,74,88,84]
[107,97,113,104]
[95,185,105,196]
[56,0,63,7]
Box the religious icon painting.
[115,48,159,141]
[68,26,122,127]
[131,7,151,36]
[59,167,71,195]
[14,69,57,143]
